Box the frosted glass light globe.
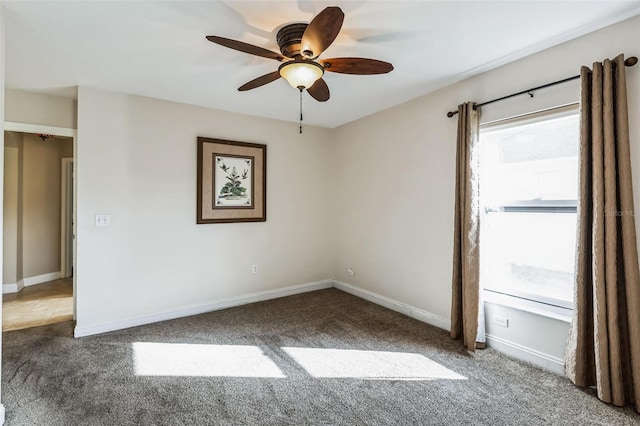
[279,60,324,89]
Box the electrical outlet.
[252,264,258,274]
[347,268,355,277]
[493,316,509,328]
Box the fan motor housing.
[276,23,308,58]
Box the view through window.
[479,108,579,310]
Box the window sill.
[482,290,573,323]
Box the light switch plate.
[95,214,111,227]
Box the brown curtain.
[564,54,640,412]
[451,102,484,351]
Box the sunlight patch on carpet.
[282,347,467,380]
[133,342,286,377]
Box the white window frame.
[479,103,579,321]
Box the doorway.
[2,126,76,331]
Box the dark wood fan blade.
[300,7,344,58]
[307,78,330,102]
[206,35,287,62]
[238,71,282,91]
[320,57,394,75]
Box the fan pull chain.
[299,87,304,134]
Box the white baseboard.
[3,272,62,294]
[70,277,565,377]
[0,403,5,425]
[3,280,23,294]
[486,333,564,375]
[333,280,451,331]
[23,271,62,287]
[74,279,334,338]
[333,280,564,375]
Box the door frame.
[4,121,78,320]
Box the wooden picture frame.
[197,137,266,224]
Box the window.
[479,106,579,313]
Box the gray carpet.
[2,288,639,425]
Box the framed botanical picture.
[197,137,266,224]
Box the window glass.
[480,111,579,309]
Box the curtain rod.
[446,56,638,118]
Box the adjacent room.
[2,130,74,332]
[0,1,639,425]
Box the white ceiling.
[4,1,640,128]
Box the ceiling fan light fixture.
[278,60,324,90]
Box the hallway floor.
[3,278,73,331]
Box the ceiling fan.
[205,6,394,103]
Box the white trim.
[0,403,5,425]
[74,279,334,338]
[485,333,565,375]
[23,271,61,287]
[333,280,451,331]
[480,102,579,130]
[4,121,76,138]
[2,280,23,294]
[484,293,572,323]
[3,272,61,293]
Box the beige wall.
[60,137,73,158]
[1,6,6,418]
[3,143,18,284]
[5,89,77,129]
[75,87,334,332]
[332,15,640,371]
[22,133,62,277]
[3,132,73,284]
